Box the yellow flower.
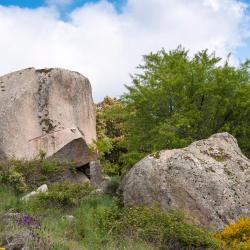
[215,218,250,250]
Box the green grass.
[0,185,20,213]
[0,161,221,250]
[0,185,155,249]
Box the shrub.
[95,205,220,249]
[0,169,27,193]
[40,161,59,174]
[0,159,77,189]
[102,161,120,176]
[103,176,121,196]
[215,217,250,250]
[35,181,94,208]
[74,195,120,248]
[94,199,121,234]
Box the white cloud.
[0,0,249,101]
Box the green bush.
[96,206,220,249]
[74,195,120,248]
[103,176,121,196]
[0,169,27,193]
[40,161,59,174]
[0,159,77,189]
[102,161,120,176]
[35,181,94,208]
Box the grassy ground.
[0,160,242,250]
[0,185,156,250]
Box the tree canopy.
[97,47,250,173]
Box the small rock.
[22,184,48,201]
[37,184,48,193]
[95,188,103,194]
[63,215,75,222]
[103,175,111,181]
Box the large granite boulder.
[0,68,96,166]
[120,133,250,229]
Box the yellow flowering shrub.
[215,218,250,250]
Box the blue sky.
[0,0,250,100]
[0,0,248,14]
[235,0,250,60]
[0,0,125,10]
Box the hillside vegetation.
[96,47,250,175]
[1,47,250,249]
[0,160,220,249]
[0,161,250,249]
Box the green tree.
[95,97,127,175]
[121,47,250,167]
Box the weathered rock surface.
[120,133,250,229]
[90,161,105,187]
[0,68,96,166]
